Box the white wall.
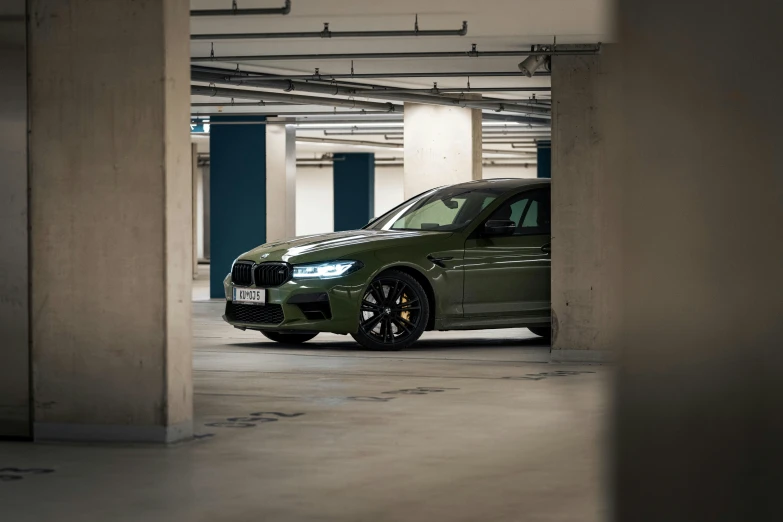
[483,165,539,179]
[296,166,334,236]
[374,166,405,218]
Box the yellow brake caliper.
[400,294,410,322]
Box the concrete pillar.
[0,0,30,438]
[210,116,267,298]
[202,166,211,260]
[612,1,783,519]
[403,102,482,198]
[549,48,621,363]
[192,143,199,279]
[536,140,551,178]
[266,122,297,241]
[27,0,192,442]
[333,153,375,231]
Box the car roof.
[449,178,550,191]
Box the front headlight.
[292,260,363,279]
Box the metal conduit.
[191,0,291,17]
[296,136,402,148]
[295,162,537,169]
[190,112,402,120]
[191,71,551,118]
[191,101,298,107]
[257,71,551,79]
[317,130,549,138]
[194,69,551,114]
[189,114,543,125]
[190,65,550,80]
[296,136,538,157]
[190,115,405,125]
[192,44,600,62]
[352,87,551,94]
[192,20,468,40]
[191,84,400,112]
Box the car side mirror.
[484,220,516,237]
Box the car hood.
[239,229,450,264]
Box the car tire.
[261,331,318,344]
[351,270,430,351]
[528,326,551,340]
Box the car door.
[462,188,551,319]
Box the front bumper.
[222,271,368,334]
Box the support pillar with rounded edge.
[27,0,193,443]
[402,99,482,198]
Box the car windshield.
[365,185,505,232]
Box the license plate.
[233,287,266,305]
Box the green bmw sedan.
[223,178,551,350]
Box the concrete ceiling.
[190,0,613,154]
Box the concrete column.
[266,122,297,241]
[333,153,375,231]
[192,143,199,278]
[27,0,192,442]
[549,48,621,363]
[202,166,211,260]
[403,102,482,198]
[210,116,267,297]
[536,140,551,178]
[612,1,783,518]
[0,0,30,438]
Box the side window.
[509,199,529,226]
[489,197,529,225]
[520,200,538,228]
[488,189,550,236]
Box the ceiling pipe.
[192,70,551,118]
[191,115,406,125]
[191,0,291,17]
[294,162,538,169]
[321,129,403,136]
[189,114,542,125]
[191,84,400,112]
[296,156,403,163]
[191,101,298,107]
[192,20,468,40]
[317,130,549,139]
[482,133,551,137]
[191,111,398,117]
[297,136,538,157]
[252,71,550,79]
[297,136,402,148]
[190,66,549,80]
[192,43,601,62]
[351,87,551,94]
[203,161,537,168]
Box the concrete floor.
[0,275,608,521]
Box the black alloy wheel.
[352,270,429,351]
[261,331,318,344]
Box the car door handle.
[541,243,551,254]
